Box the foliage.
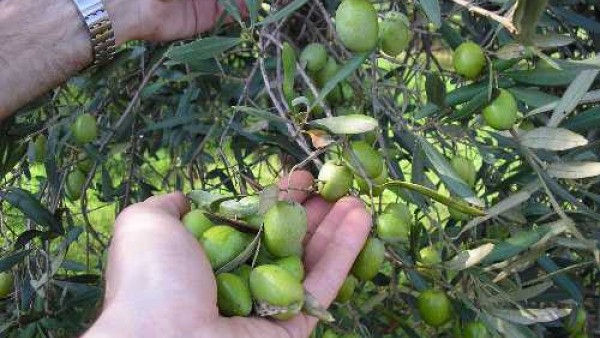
[2,0,600,336]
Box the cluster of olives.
[65,113,98,201]
[452,41,518,131]
[181,199,308,319]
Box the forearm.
[0,0,135,121]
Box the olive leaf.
[489,308,571,325]
[187,190,224,209]
[547,161,600,179]
[519,127,587,151]
[258,184,280,214]
[216,228,262,274]
[0,250,32,272]
[1,188,62,234]
[444,243,495,271]
[309,115,378,135]
[219,197,260,218]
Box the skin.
[0,0,247,121]
[84,171,372,337]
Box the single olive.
[335,0,378,52]
[71,113,98,144]
[300,43,328,72]
[450,156,477,187]
[0,272,14,298]
[453,41,486,80]
[181,209,214,238]
[343,141,383,178]
[274,255,305,281]
[482,89,518,131]
[379,11,411,56]
[249,264,304,320]
[216,273,252,317]
[417,289,453,327]
[376,212,410,243]
[318,160,353,202]
[335,275,358,303]
[263,201,307,258]
[351,237,385,281]
[66,169,86,200]
[463,321,490,338]
[200,225,252,270]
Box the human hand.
[84,171,372,338]
[107,0,247,44]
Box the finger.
[303,197,371,269]
[303,196,333,245]
[278,171,314,204]
[280,197,372,337]
[143,191,190,219]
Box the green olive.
[450,156,477,187]
[30,135,47,163]
[216,272,252,317]
[351,237,385,281]
[274,255,305,281]
[335,275,358,303]
[263,201,307,258]
[418,245,442,266]
[453,41,486,80]
[322,329,340,338]
[243,213,264,230]
[463,321,490,338]
[379,11,411,56]
[300,43,328,72]
[315,57,343,103]
[482,89,518,131]
[0,272,14,298]
[77,154,94,173]
[417,289,453,327]
[234,264,252,288]
[200,225,252,270]
[335,0,378,52]
[71,113,98,144]
[566,307,587,333]
[249,264,304,320]
[519,120,535,131]
[318,160,353,202]
[343,141,383,178]
[356,163,388,196]
[181,209,214,238]
[449,206,471,221]
[376,212,410,243]
[66,170,86,200]
[383,203,412,225]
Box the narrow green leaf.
[537,255,583,303]
[548,69,599,127]
[547,161,600,179]
[520,127,587,151]
[218,0,242,24]
[0,250,32,271]
[187,190,225,209]
[385,180,485,216]
[418,0,441,28]
[414,103,440,120]
[258,0,310,26]
[482,226,552,264]
[1,188,62,234]
[313,53,369,109]
[310,114,378,135]
[167,37,242,64]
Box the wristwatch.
[72,0,116,65]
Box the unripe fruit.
[452,323,463,338]
[200,226,252,269]
[66,170,86,200]
[384,203,412,225]
[0,272,13,298]
[335,0,378,52]
[417,289,452,327]
[335,275,358,303]
[263,201,308,257]
[519,120,535,131]
[449,206,470,221]
[77,154,93,173]
[376,212,409,243]
[274,255,305,281]
[418,245,442,266]
[315,57,343,103]
[323,329,340,338]
[300,43,328,72]
[351,237,385,281]
[450,156,477,187]
[343,141,383,178]
[249,264,304,320]
[216,273,252,317]
[234,264,252,288]
[244,213,264,230]
[482,89,518,131]
[566,307,587,333]
[463,321,490,338]
[72,114,98,144]
[30,135,47,163]
[379,11,411,56]
[356,164,388,195]
[318,161,353,202]
[181,209,214,238]
[453,41,486,80]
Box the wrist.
[102,0,141,45]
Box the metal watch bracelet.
[72,0,116,66]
